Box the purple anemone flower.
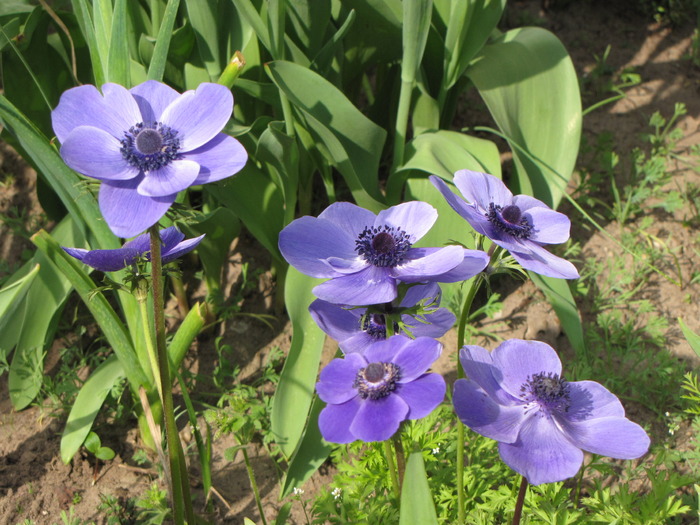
[52,81,247,238]
[278,201,488,306]
[63,226,204,272]
[453,339,650,485]
[317,335,445,443]
[309,283,456,354]
[431,170,579,279]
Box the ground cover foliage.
[0,0,699,523]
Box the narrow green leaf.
[31,230,147,390]
[402,0,432,82]
[468,27,582,207]
[266,60,386,211]
[399,451,438,525]
[147,0,181,81]
[61,357,124,463]
[0,264,39,321]
[679,318,700,359]
[93,0,112,62]
[271,268,326,459]
[231,0,271,53]
[184,0,221,80]
[70,0,105,85]
[107,0,130,85]
[529,272,586,356]
[281,394,333,497]
[442,0,506,90]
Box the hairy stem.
[512,476,528,525]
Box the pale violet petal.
[137,160,201,197]
[60,126,137,181]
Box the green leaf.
[402,0,432,82]
[529,272,586,356]
[31,230,147,390]
[266,60,386,211]
[107,0,130,86]
[84,431,101,453]
[61,357,124,463]
[70,0,105,85]
[95,446,116,461]
[147,0,181,81]
[399,451,438,525]
[468,27,582,208]
[0,264,39,324]
[442,0,506,90]
[271,268,326,459]
[168,302,207,372]
[679,318,700,359]
[281,394,333,497]
[5,218,86,409]
[211,164,285,262]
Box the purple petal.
[430,175,495,237]
[338,332,376,354]
[524,207,571,245]
[453,379,526,443]
[460,346,518,406]
[309,299,363,344]
[393,246,466,282]
[558,416,650,460]
[62,247,88,262]
[316,353,365,404]
[186,133,247,185]
[323,256,368,274]
[492,339,562,399]
[510,243,580,279]
[64,246,141,271]
[278,216,357,278]
[313,265,397,305]
[99,177,175,238]
[158,226,186,249]
[349,395,408,442]
[318,201,376,240]
[453,169,513,209]
[136,160,201,197]
[406,307,455,338]
[401,282,441,306]
[376,201,437,242]
[122,230,154,252]
[564,380,625,421]
[397,373,445,419]
[60,126,137,181]
[162,234,205,264]
[160,83,233,151]
[364,335,411,364]
[130,80,180,123]
[426,248,489,283]
[52,84,137,143]
[318,398,362,444]
[391,337,442,382]
[101,83,142,125]
[498,415,584,485]
[511,194,550,211]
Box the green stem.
[455,274,485,525]
[242,447,269,525]
[149,227,194,524]
[391,78,414,173]
[384,440,401,503]
[512,476,528,525]
[137,290,161,397]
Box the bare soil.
[0,1,699,523]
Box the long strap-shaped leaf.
[147,0,181,81]
[399,451,439,525]
[31,230,148,391]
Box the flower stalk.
[149,226,194,524]
[383,440,401,503]
[512,476,528,525]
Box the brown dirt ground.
[1,1,699,523]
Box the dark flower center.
[361,313,400,340]
[121,122,181,172]
[355,225,411,267]
[486,203,532,239]
[520,372,571,415]
[353,361,402,400]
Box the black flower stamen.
[486,203,533,239]
[121,122,181,172]
[361,313,401,340]
[353,362,402,400]
[521,372,571,414]
[355,225,411,267]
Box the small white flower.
[293,487,305,496]
[432,446,440,455]
[332,487,342,500]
